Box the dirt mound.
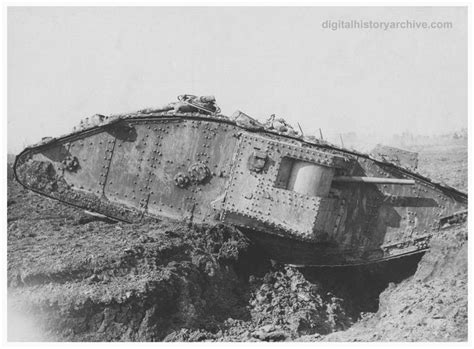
[164,265,356,341]
[8,219,263,341]
[247,266,352,335]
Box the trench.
[8,217,424,341]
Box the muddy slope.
[322,222,467,341]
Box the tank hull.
[14,113,467,266]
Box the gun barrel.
[333,176,415,185]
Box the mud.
[322,223,468,341]
[7,141,467,341]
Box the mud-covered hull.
[14,113,467,266]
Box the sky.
[7,6,467,153]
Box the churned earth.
[7,139,467,341]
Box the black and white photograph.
[4,3,471,344]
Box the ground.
[6,138,467,341]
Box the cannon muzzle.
[333,176,415,185]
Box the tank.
[13,95,467,266]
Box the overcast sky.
[8,6,467,153]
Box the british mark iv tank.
[14,95,467,266]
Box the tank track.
[14,112,467,266]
